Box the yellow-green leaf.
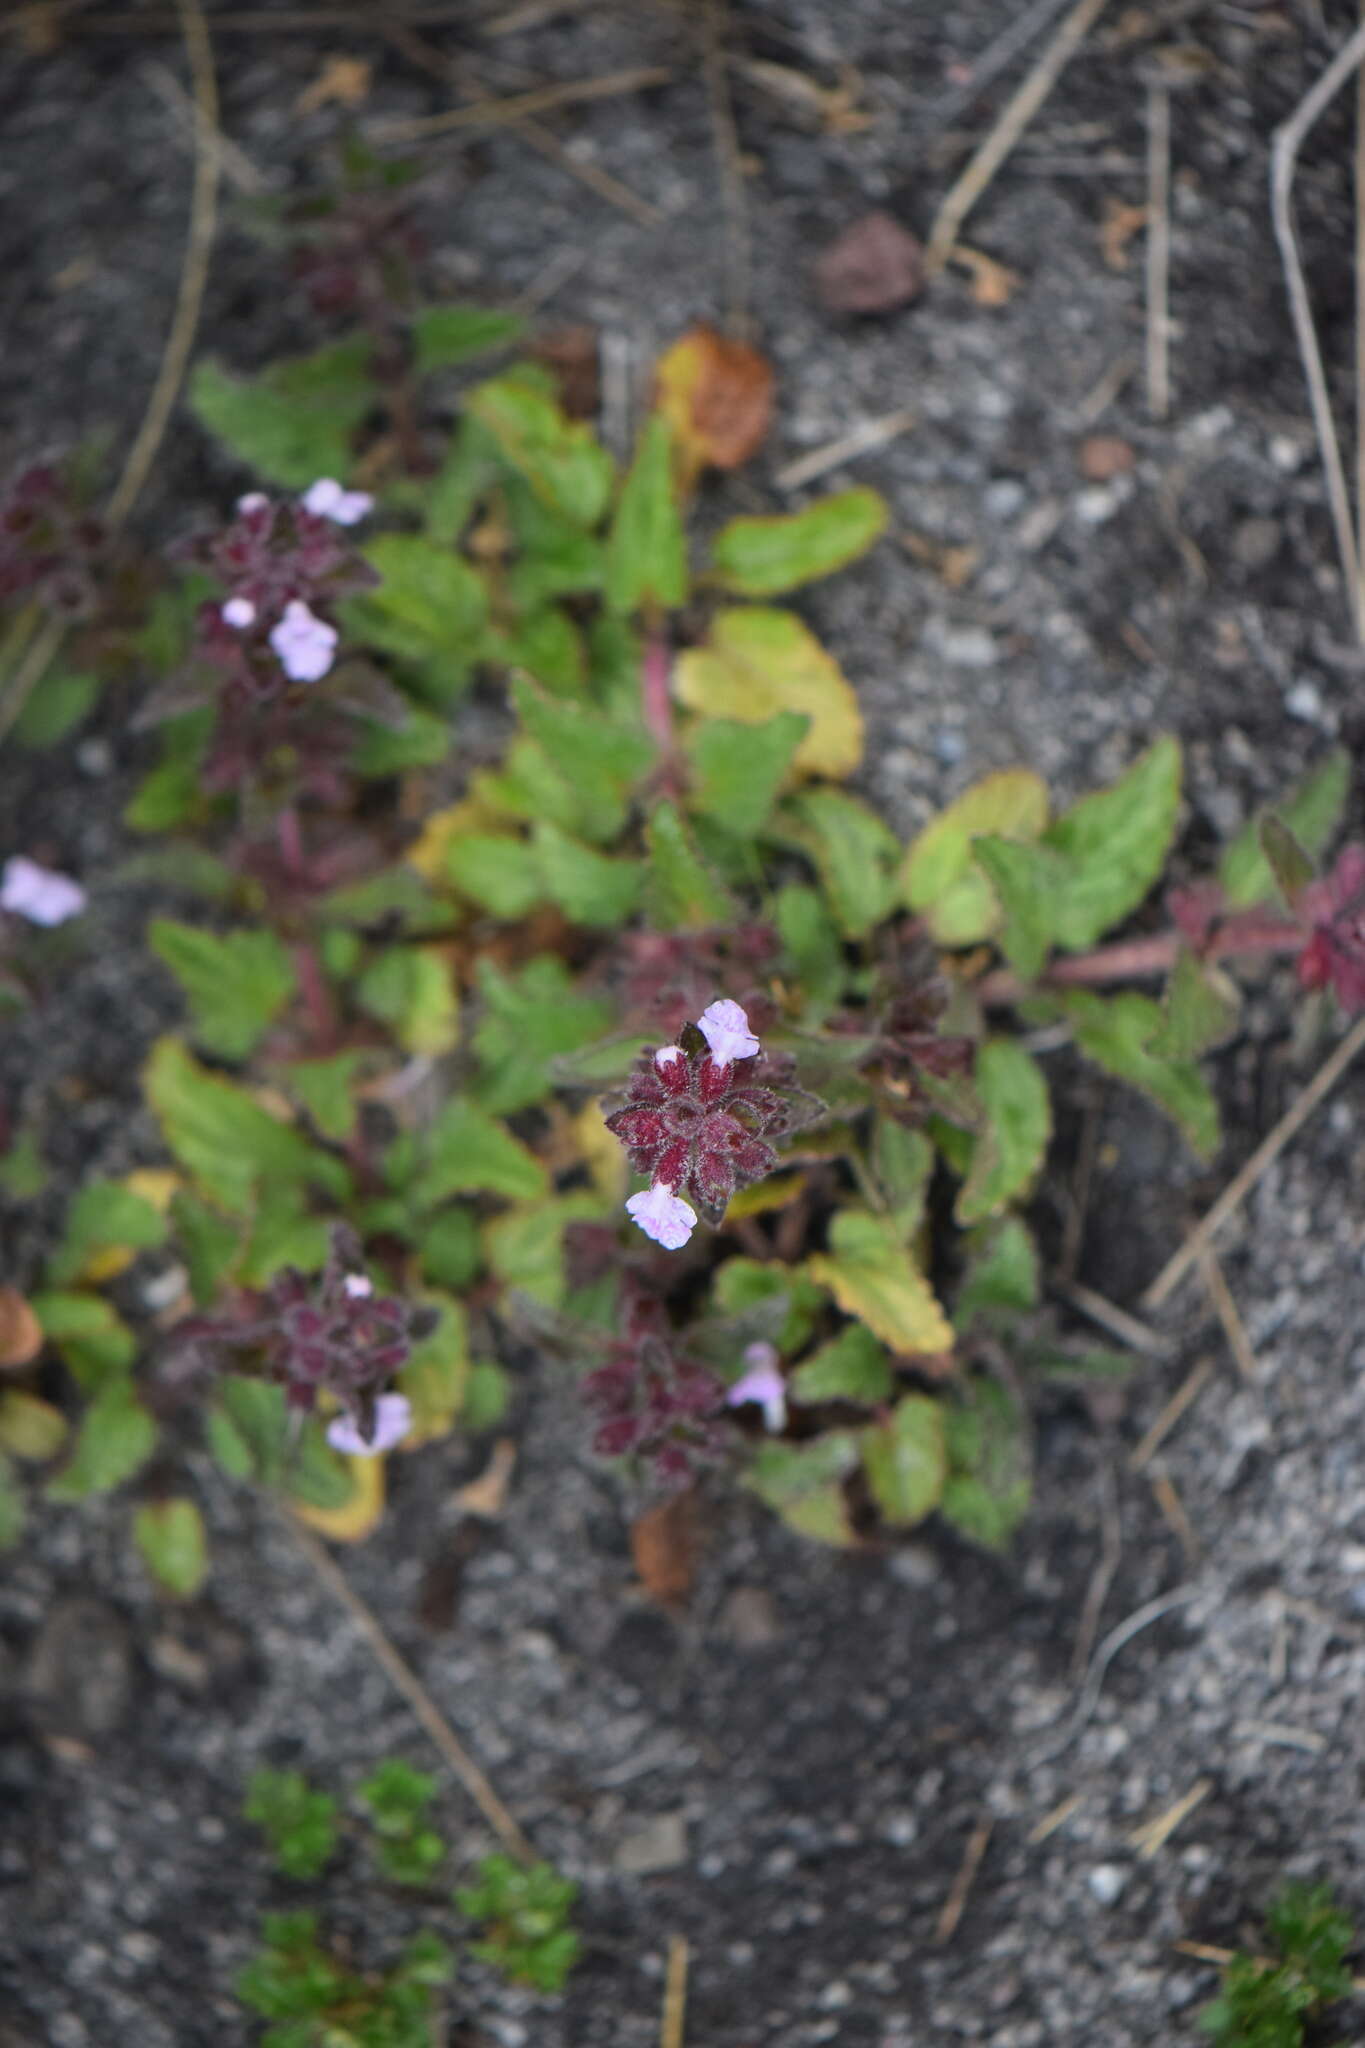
[605,415,688,613]
[861,1394,947,1526]
[807,1209,953,1356]
[398,1295,469,1446]
[468,374,614,528]
[710,487,888,597]
[356,945,459,1057]
[901,769,1049,944]
[133,1498,209,1598]
[674,606,863,780]
[1064,989,1220,1159]
[1042,736,1182,949]
[0,1390,68,1462]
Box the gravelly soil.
[3,3,1365,2044]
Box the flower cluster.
[185,485,376,697]
[581,1283,727,1488]
[1296,844,1365,1013]
[170,1228,434,1453]
[853,951,975,1125]
[605,999,821,1245]
[0,461,104,618]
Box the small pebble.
[1285,680,1322,722]
[76,737,112,777]
[1088,1863,1129,1906]
[615,1811,688,1875]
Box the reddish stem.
[277,803,306,880]
[293,941,337,1054]
[977,915,1305,1008]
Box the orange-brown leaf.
[653,326,774,485]
[0,1288,43,1371]
[630,1490,699,1607]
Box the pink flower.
[342,1273,373,1300]
[326,1391,412,1457]
[697,998,760,1066]
[269,598,338,683]
[221,595,256,629]
[302,477,374,526]
[625,1181,698,1251]
[726,1341,787,1433]
[654,1045,685,1070]
[1,855,87,927]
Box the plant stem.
[293,941,337,1053]
[977,916,1304,1007]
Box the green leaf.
[1259,815,1314,907]
[807,1209,953,1356]
[133,1498,209,1598]
[861,1394,947,1526]
[532,822,644,927]
[345,534,487,700]
[425,410,500,545]
[956,1039,1050,1225]
[411,303,522,375]
[791,1323,893,1404]
[0,1390,68,1462]
[954,1217,1039,1327]
[236,1183,332,1288]
[1220,748,1351,909]
[685,710,809,838]
[395,1097,547,1209]
[644,800,733,928]
[244,1769,340,1881]
[464,1360,510,1431]
[29,1292,136,1388]
[503,478,606,606]
[1149,948,1239,1060]
[674,605,863,780]
[0,1456,23,1551]
[747,1433,860,1545]
[472,955,613,1113]
[46,1377,157,1502]
[441,832,539,919]
[970,835,1068,980]
[283,1052,365,1144]
[777,786,899,938]
[350,705,452,775]
[1064,989,1220,1158]
[206,1375,288,1487]
[355,945,459,1056]
[413,1206,480,1289]
[901,769,1050,946]
[605,415,688,613]
[0,1126,47,1199]
[775,882,847,1015]
[189,338,374,488]
[512,678,653,836]
[47,1179,168,1289]
[499,603,586,696]
[941,1380,1031,1549]
[870,1120,934,1230]
[469,374,614,527]
[398,1293,469,1442]
[171,1188,242,1306]
[710,486,888,596]
[149,920,294,1062]
[143,1037,348,1215]
[124,709,213,832]
[482,1193,602,1310]
[711,1258,826,1354]
[13,670,99,749]
[1042,736,1182,949]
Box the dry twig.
[289,1516,534,1861]
[934,1817,993,1945]
[660,1935,689,2048]
[1071,1456,1121,1683]
[1141,1014,1365,1310]
[1128,1357,1214,1472]
[926,0,1113,273]
[1145,75,1171,419]
[1056,1279,1171,1358]
[1196,1245,1258,1381]
[1270,18,1365,641]
[1128,1776,1211,1858]
[774,409,916,491]
[1027,1791,1084,1845]
[370,64,670,144]
[1149,1469,1200,1567]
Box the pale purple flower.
[625,1180,698,1251]
[302,477,374,526]
[221,595,256,629]
[342,1273,374,1300]
[269,598,338,683]
[654,1045,685,1070]
[1,855,87,927]
[326,1391,412,1457]
[726,1341,787,1433]
[697,997,760,1066]
[236,492,269,515]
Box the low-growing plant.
[3,220,1362,1582]
[1198,1881,1358,2046]
[238,1757,579,2043]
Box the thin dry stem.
[1270,19,1365,641]
[926,0,1113,272]
[370,64,670,144]
[1145,77,1171,419]
[1071,1457,1121,1683]
[1142,1013,1365,1310]
[660,1935,689,2048]
[1150,1469,1200,1567]
[774,409,916,490]
[1196,1245,1258,1381]
[1128,1777,1211,1858]
[934,1817,993,1945]
[1128,1357,1214,1472]
[288,1516,535,1862]
[1026,1791,1084,1845]
[699,0,752,338]
[1056,1279,1171,1358]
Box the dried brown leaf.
[454,1438,518,1520]
[1101,198,1148,271]
[653,327,775,484]
[0,1288,43,1372]
[294,55,373,117]
[631,1490,699,1608]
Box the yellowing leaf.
[406,796,505,884]
[0,1288,44,1371]
[900,768,1049,944]
[674,607,862,780]
[807,1209,953,1357]
[724,1171,808,1221]
[82,1169,182,1282]
[398,1296,469,1447]
[0,1389,68,1461]
[292,1453,386,1543]
[652,326,774,487]
[574,1102,628,1204]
